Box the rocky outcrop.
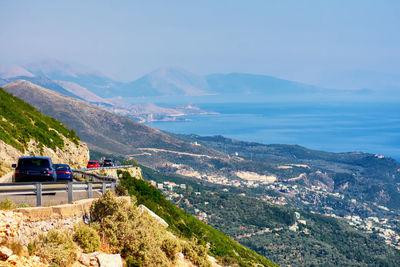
[87,167,142,180]
[0,136,89,177]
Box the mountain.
[0,65,34,79]
[0,86,89,176]
[2,76,83,100]
[119,67,209,97]
[206,72,319,95]
[2,80,226,167]
[24,59,122,98]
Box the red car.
[87,161,101,168]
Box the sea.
[129,95,400,161]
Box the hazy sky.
[1,0,399,84]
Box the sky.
[0,0,399,86]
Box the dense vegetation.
[176,134,400,210]
[118,170,277,267]
[0,87,79,152]
[139,167,400,266]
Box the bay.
[146,101,400,161]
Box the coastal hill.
[0,87,88,176]
[2,80,226,164]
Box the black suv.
[103,159,114,167]
[12,156,57,182]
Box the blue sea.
[144,100,400,161]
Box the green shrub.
[27,243,35,256]
[0,199,15,210]
[90,191,170,266]
[18,203,31,208]
[161,237,181,260]
[115,184,128,196]
[182,240,211,267]
[73,223,100,253]
[90,190,120,222]
[34,229,77,267]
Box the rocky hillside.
[0,87,89,176]
[0,193,221,267]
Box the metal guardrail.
[0,181,116,207]
[0,166,134,206]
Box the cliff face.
[0,136,89,177]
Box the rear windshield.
[104,160,112,162]
[55,165,69,171]
[18,158,50,168]
[88,161,97,164]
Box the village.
[149,174,400,251]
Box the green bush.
[34,229,77,267]
[90,190,120,222]
[27,243,35,256]
[182,240,211,267]
[0,199,15,210]
[115,184,128,196]
[73,223,100,253]
[161,237,181,260]
[90,191,171,266]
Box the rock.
[0,246,13,260]
[79,253,91,266]
[138,204,169,228]
[96,253,123,267]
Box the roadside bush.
[115,184,128,196]
[182,240,211,267]
[161,237,181,260]
[0,199,15,210]
[73,223,100,253]
[90,191,170,266]
[35,229,77,267]
[90,190,120,222]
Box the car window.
[88,161,97,164]
[55,165,69,171]
[19,158,50,168]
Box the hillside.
[0,87,89,176]
[138,166,400,266]
[118,169,277,266]
[2,80,226,166]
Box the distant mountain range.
[0,59,331,99]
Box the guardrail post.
[102,183,107,195]
[88,183,93,198]
[111,182,115,191]
[68,182,73,203]
[36,183,42,207]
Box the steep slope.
[120,67,209,96]
[118,170,277,266]
[2,80,226,167]
[0,87,89,176]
